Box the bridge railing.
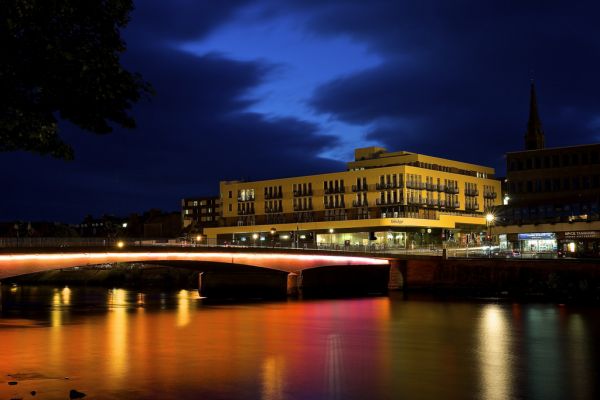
[0,237,564,259]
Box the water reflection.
[107,288,128,382]
[326,334,344,400]
[0,288,598,400]
[261,356,285,400]
[478,305,512,400]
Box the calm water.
[1,286,599,400]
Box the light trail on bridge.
[0,251,389,279]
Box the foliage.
[0,0,152,159]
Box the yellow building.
[204,147,502,248]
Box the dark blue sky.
[2,0,600,222]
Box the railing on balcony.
[352,200,369,207]
[264,206,283,213]
[445,186,459,194]
[376,182,403,190]
[483,191,497,199]
[293,204,313,212]
[324,202,346,209]
[351,185,369,192]
[238,208,255,215]
[406,198,427,206]
[376,198,404,206]
[406,181,424,189]
[324,187,345,194]
[465,202,480,210]
[437,184,445,192]
[264,192,283,199]
[237,196,255,202]
[464,189,479,196]
[293,189,313,197]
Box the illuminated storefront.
[514,232,557,252]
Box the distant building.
[204,147,502,248]
[181,196,220,233]
[496,83,600,257]
[75,215,127,238]
[143,210,181,238]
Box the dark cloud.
[125,0,251,44]
[0,6,341,222]
[284,0,600,170]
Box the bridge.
[3,243,598,300]
[0,245,397,298]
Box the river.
[1,286,599,399]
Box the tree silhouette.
[0,0,152,159]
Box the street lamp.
[486,213,495,257]
[252,233,259,247]
[270,227,277,247]
[328,228,334,248]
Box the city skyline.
[2,1,600,222]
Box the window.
[228,191,232,199]
[228,204,232,212]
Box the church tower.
[524,82,545,150]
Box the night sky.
[2,0,600,222]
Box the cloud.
[276,0,600,169]
[0,17,341,222]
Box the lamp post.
[270,227,276,248]
[486,213,495,257]
[328,228,334,248]
[252,233,259,247]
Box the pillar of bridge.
[388,260,406,291]
[287,272,300,297]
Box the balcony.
[405,181,422,189]
[352,200,369,207]
[293,189,313,197]
[446,201,460,209]
[407,197,425,205]
[294,205,313,212]
[464,189,479,196]
[376,198,404,206]
[437,184,445,192]
[238,208,255,215]
[237,196,255,202]
[483,191,497,199]
[445,186,459,194]
[324,187,345,194]
[376,182,403,190]
[352,185,368,192]
[264,192,283,200]
[324,202,346,209]
[465,202,480,211]
[265,207,283,214]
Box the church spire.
[525,81,545,150]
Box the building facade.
[495,83,600,257]
[205,147,502,248]
[181,196,221,233]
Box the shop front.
[558,231,600,258]
[512,232,557,253]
